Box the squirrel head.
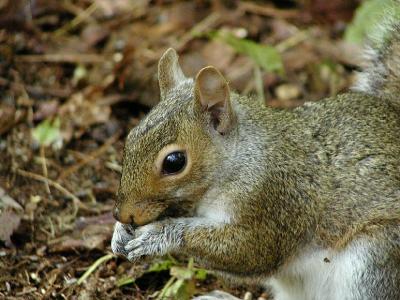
[114,48,236,226]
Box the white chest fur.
[195,192,232,224]
[267,239,370,300]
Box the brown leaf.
[201,41,235,72]
[48,213,114,252]
[0,187,23,247]
[59,92,111,142]
[33,100,59,121]
[0,103,16,135]
[96,0,149,18]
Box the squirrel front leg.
[123,217,278,275]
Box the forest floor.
[0,1,364,299]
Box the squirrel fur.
[112,10,400,300]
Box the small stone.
[244,291,253,300]
[275,83,301,101]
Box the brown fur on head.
[113,49,235,226]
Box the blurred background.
[0,0,389,299]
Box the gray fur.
[113,31,400,299]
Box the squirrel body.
[111,14,400,300]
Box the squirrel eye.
[162,151,186,175]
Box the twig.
[55,2,98,36]
[77,253,115,285]
[276,30,310,53]
[25,85,72,99]
[156,276,176,300]
[0,77,71,98]
[16,169,87,213]
[40,146,51,195]
[175,12,221,51]
[97,93,138,106]
[16,287,37,296]
[105,162,122,173]
[239,2,299,19]
[15,54,104,64]
[58,131,121,180]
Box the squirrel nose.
[114,191,136,224]
[113,204,137,225]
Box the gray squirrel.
[111,8,400,300]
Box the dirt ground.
[0,1,364,299]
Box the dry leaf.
[0,187,23,247]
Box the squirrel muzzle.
[113,197,168,226]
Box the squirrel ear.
[194,66,235,134]
[158,48,186,100]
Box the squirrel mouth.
[156,200,194,221]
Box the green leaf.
[187,257,194,269]
[168,279,186,298]
[152,258,208,300]
[147,259,175,273]
[345,0,400,44]
[157,277,175,300]
[210,31,284,74]
[170,266,194,281]
[194,268,207,280]
[160,278,194,300]
[116,276,135,287]
[32,118,61,147]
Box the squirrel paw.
[111,222,135,257]
[124,222,180,262]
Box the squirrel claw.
[127,250,144,262]
[125,222,178,261]
[111,222,135,257]
[125,239,141,252]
